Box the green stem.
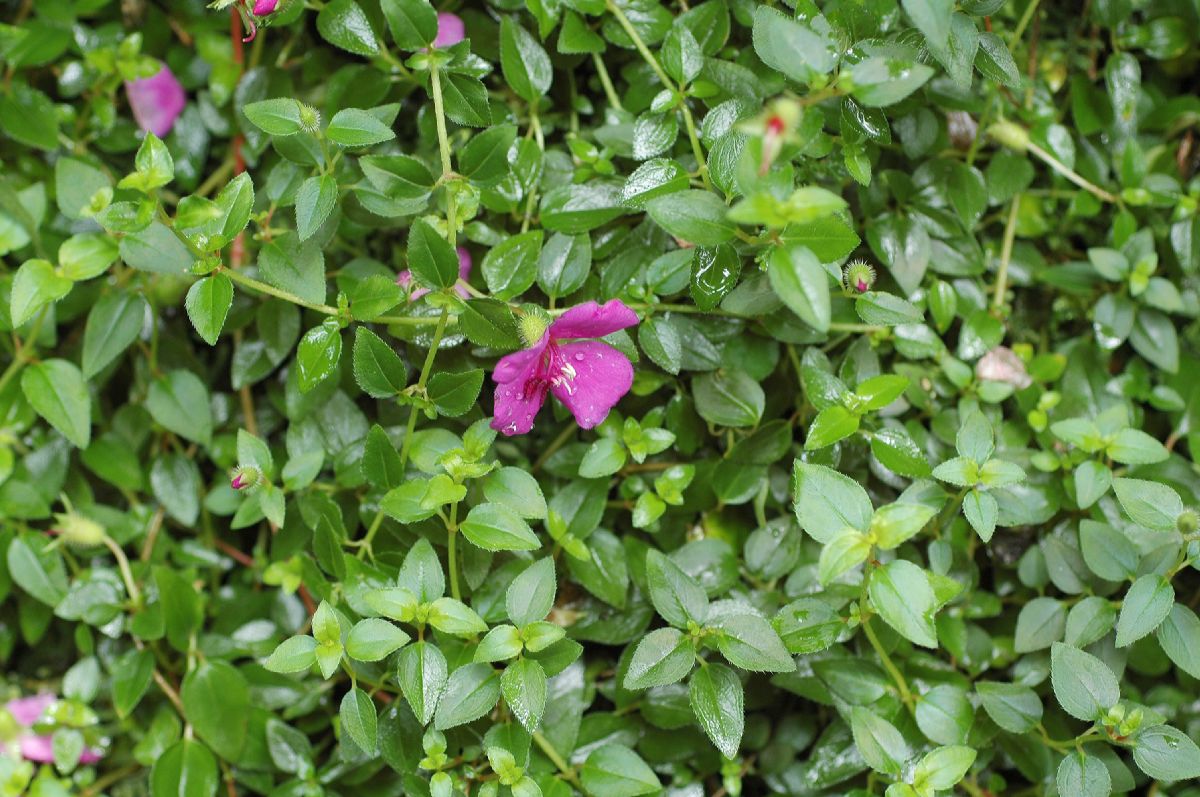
[224,268,339,315]
[429,64,458,247]
[605,0,709,187]
[1025,139,1120,203]
[447,502,460,601]
[358,306,452,558]
[1009,0,1043,50]
[102,534,142,608]
[592,51,623,111]
[860,605,916,712]
[993,196,1020,311]
[533,731,583,790]
[0,309,48,394]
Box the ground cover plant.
[2,0,1200,795]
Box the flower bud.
[988,120,1030,153]
[231,466,261,491]
[842,260,876,294]
[52,512,107,547]
[253,0,279,14]
[1178,509,1199,534]
[298,103,321,133]
[516,309,550,348]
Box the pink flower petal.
[20,735,55,763]
[493,334,548,384]
[6,694,55,726]
[80,747,104,764]
[253,0,279,14]
[434,13,465,48]
[550,340,633,429]
[491,378,549,436]
[125,62,186,138]
[549,300,639,341]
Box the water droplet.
[574,353,585,361]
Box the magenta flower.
[3,694,102,764]
[434,12,465,48]
[397,246,472,301]
[253,0,279,14]
[491,300,639,436]
[125,62,186,138]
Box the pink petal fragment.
[550,341,633,430]
[80,747,103,764]
[434,13,466,48]
[125,62,186,138]
[253,0,279,14]
[549,300,639,341]
[20,735,55,763]
[491,378,548,436]
[492,334,548,384]
[6,694,54,726]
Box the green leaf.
[265,636,318,674]
[504,558,555,627]
[1132,724,1200,781]
[151,739,219,797]
[500,18,553,103]
[181,661,249,762]
[328,108,396,147]
[751,7,836,84]
[870,502,936,549]
[317,0,380,56]
[1057,752,1111,797]
[407,218,460,290]
[459,298,522,350]
[581,745,662,797]
[381,0,438,49]
[1114,574,1173,647]
[397,641,448,726]
[185,274,233,346]
[243,98,307,136]
[434,663,501,730]
[645,549,709,628]
[460,124,518,185]
[805,405,860,450]
[693,370,764,428]
[579,437,627,478]
[869,560,938,648]
[111,648,155,719]
[850,52,934,107]
[427,369,485,417]
[11,259,71,326]
[537,232,592,298]
[295,174,338,241]
[296,319,342,393]
[850,706,910,776]
[817,530,871,585]
[483,230,542,300]
[768,244,831,333]
[625,627,695,689]
[440,73,492,127]
[1014,597,1066,653]
[646,191,736,246]
[1050,642,1119,721]
[714,613,794,672]
[793,461,873,543]
[501,657,547,731]
[347,618,410,661]
[856,292,924,325]
[975,681,1042,733]
[962,489,998,542]
[482,467,547,520]
[21,358,92,448]
[460,503,541,551]
[352,327,407,398]
[58,233,118,281]
[689,662,744,759]
[1158,603,1200,680]
[914,746,977,792]
[7,533,68,607]
[1112,477,1183,531]
[340,687,378,752]
[258,233,327,306]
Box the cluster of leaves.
[2,0,1200,796]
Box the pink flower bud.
[433,12,465,48]
[231,466,261,490]
[125,62,186,138]
[253,0,279,14]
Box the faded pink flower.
[491,300,639,436]
[253,0,279,14]
[976,346,1032,389]
[125,62,186,138]
[434,13,465,48]
[398,247,472,301]
[3,694,102,765]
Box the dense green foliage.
[2,0,1200,796]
